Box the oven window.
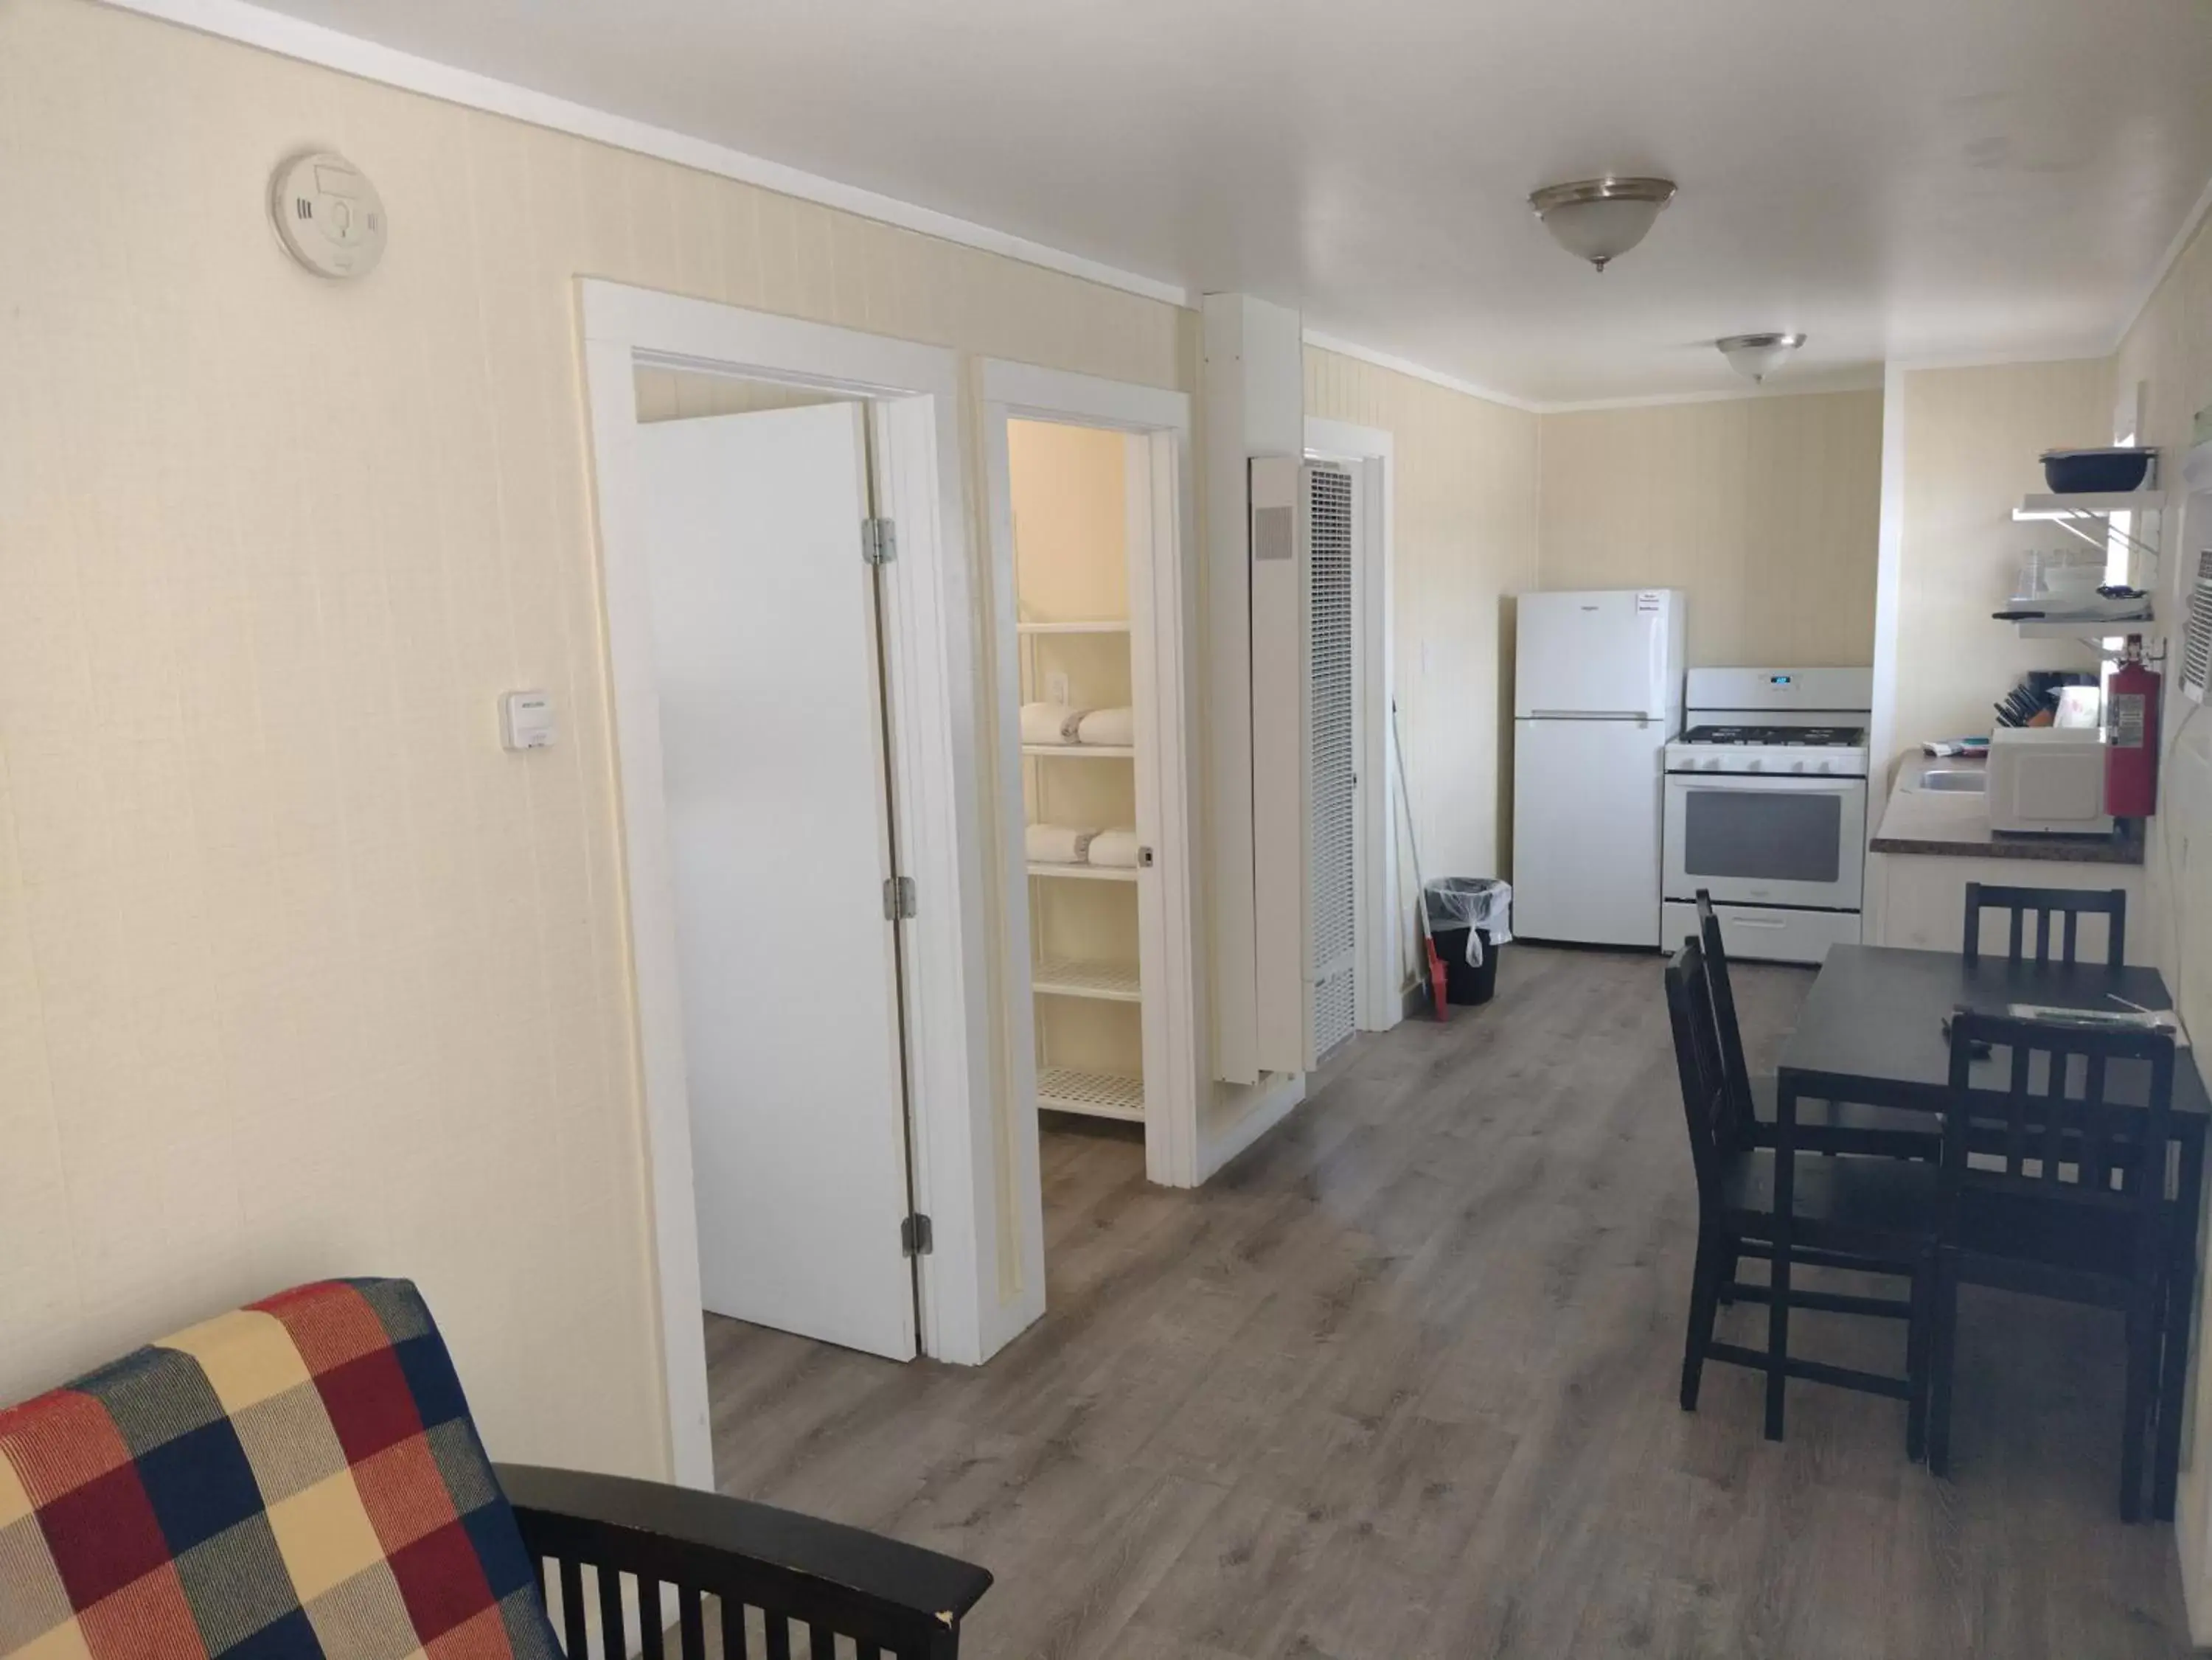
[1682,789,1843,885]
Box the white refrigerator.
[1512,589,1686,947]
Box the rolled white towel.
[1026,823,1097,865]
[1075,706,1134,747]
[1088,827,1141,868]
[1020,702,1085,745]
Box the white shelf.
[1037,1066,1145,1120]
[1017,620,1130,635]
[2011,616,2155,640]
[1027,862,1138,882]
[1022,744,1135,759]
[1032,958,1142,1002]
[2014,491,2164,520]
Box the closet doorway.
[584,284,1004,1491]
[980,361,1197,1348]
[633,384,919,1364]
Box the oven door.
[1663,773,1866,911]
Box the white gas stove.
[1662,668,1874,965]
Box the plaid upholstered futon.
[0,1279,563,1659]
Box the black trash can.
[1424,877,1512,1008]
[1431,927,1501,1005]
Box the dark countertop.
[1870,753,2144,865]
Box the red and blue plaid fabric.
[0,1279,562,1659]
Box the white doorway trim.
[978,359,1198,1351]
[1304,419,1399,1033]
[579,281,997,1490]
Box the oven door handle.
[1666,776,1864,795]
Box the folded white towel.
[1020,702,1085,746]
[1026,823,1096,865]
[1088,827,1141,868]
[1075,706,1134,747]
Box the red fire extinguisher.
[2107,644,2160,818]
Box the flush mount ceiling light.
[1717,332,1807,383]
[1527,176,1677,273]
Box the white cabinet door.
[639,403,917,1361]
[1512,716,1666,947]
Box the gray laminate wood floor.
[706,946,2195,1659]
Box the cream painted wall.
[1304,348,1541,887]
[633,368,841,422]
[1888,360,2112,771]
[2112,214,2212,1636]
[1537,393,1882,669]
[0,0,1189,1479]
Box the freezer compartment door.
[1512,717,1666,947]
[1514,589,1683,720]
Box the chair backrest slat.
[1665,938,1730,1212]
[1693,890,1756,1151]
[1963,882,2127,970]
[1944,1010,2174,1223]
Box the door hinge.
[862,517,898,565]
[900,1213,933,1257]
[883,875,917,920]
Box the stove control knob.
[1814,758,1832,774]
[1745,758,1764,770]
[1790,760,1806,773]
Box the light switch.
[501,690,555,751]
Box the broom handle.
[1389,699,1431,934]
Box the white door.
[1514,590,1677,719]
[639,403,918,1361]
[1512,716,1667,947]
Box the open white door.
[638,402,918,1361]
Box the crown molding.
[1298,329,1541,414]
[96,0,1192,310]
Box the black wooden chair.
[504,1465,992,1658]
[1962,882,2127,969]
[1693,890,1936,1162]
[1929,1010,2177,1519]
[1667,939,1941,1457]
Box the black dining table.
[1773,943,2207,1520]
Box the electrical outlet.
[1048,671,1070,705]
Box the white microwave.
[1987,727,2113,834]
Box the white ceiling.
[250,0,2212,404]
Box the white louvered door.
[1307,466,1359,1061]
[1251,458,1360,1075]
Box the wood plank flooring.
[705,945,2194,1659]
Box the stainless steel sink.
[1917,769,1986,793]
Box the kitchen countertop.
[1869,753,2145,865]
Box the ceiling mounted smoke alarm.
[1717,332,1806,383]
[269,150,387,279]
[1528,176,1677,273]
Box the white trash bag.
[1424,878,1513,966]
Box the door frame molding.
[580,281,995,1489]
[1304,419,1400,1034]
[977,359,1198,1353]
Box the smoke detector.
[269,150,387,279]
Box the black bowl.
[2042,448,2154,494]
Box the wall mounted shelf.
[1026,862,1138,882]
[1021,744,1135,759]
[1031,959,1142,1002]
[1037,1066,1145,1120]
[1015,620,1131,635]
